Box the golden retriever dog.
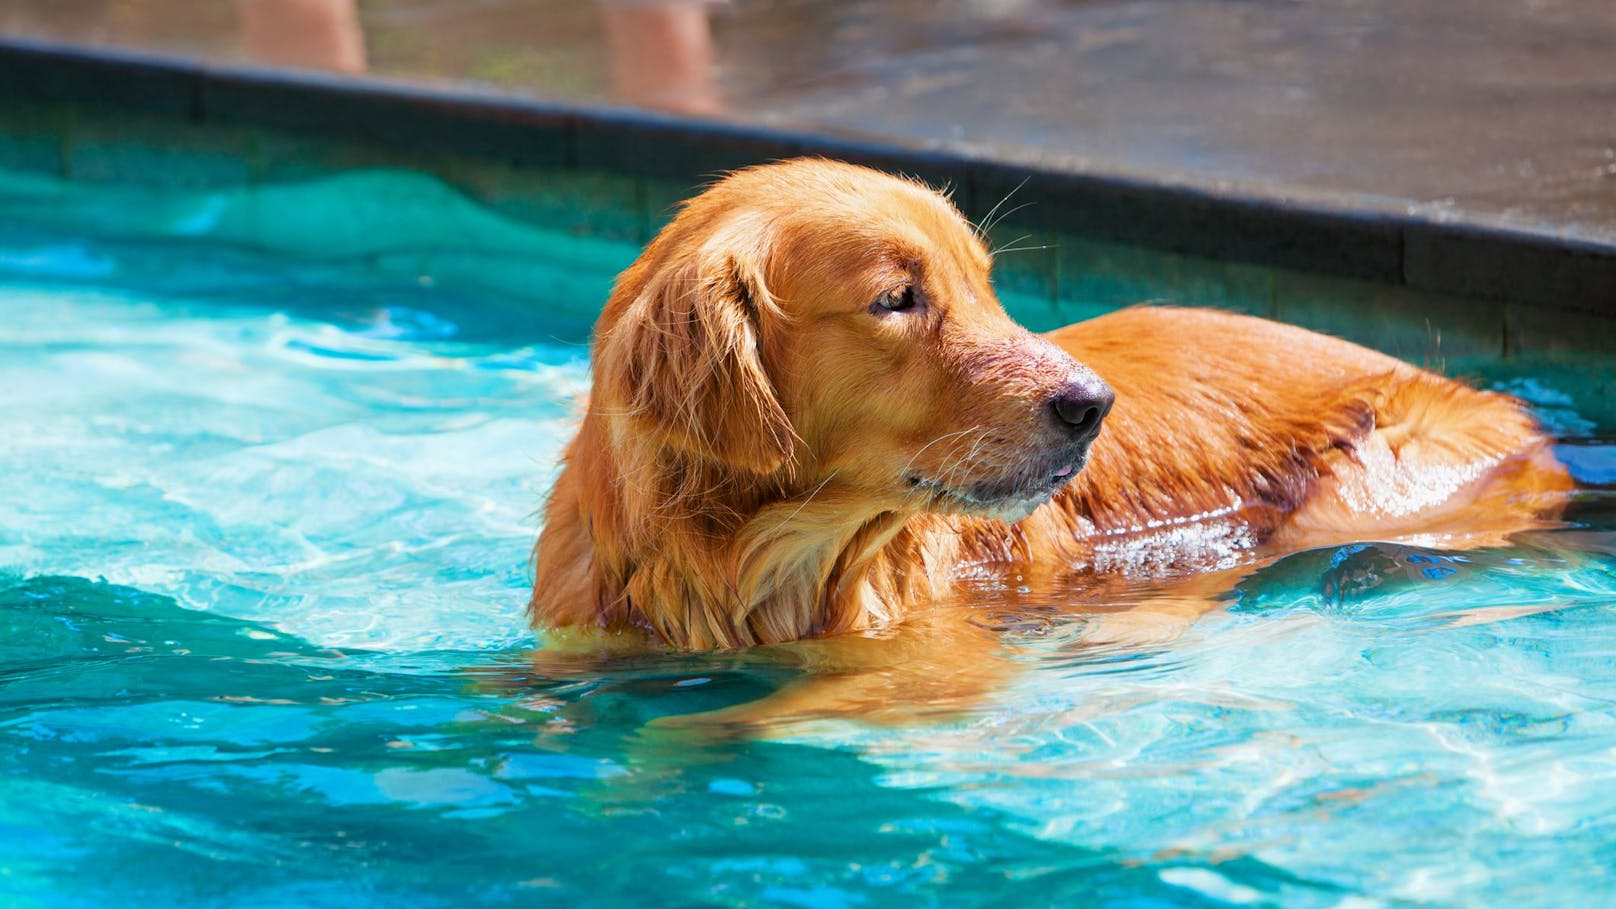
[528,159,1570,683]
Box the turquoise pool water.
[3,170,1616,908]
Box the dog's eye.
[870,284,920,315]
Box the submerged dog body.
[530,159,1568,650]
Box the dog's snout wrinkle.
[1050,377,1114,441]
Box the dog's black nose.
[1050,377,1114,440]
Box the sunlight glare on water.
[0,276,587,651]
[2,170,1616,908]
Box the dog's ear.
[600,238,794,475]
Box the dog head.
[595,158,1112,524]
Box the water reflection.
[11,511,1616,908]
[0,574,1218,907]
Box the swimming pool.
[3,167,1615,908]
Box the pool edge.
[0,35,1611,320]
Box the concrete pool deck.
[0,0,1611,321]
[2,0,1612,246]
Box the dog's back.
[1036,306,1569,558]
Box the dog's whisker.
[989,233,1038,256]
[936,429,992,492]
[991,244,1055,257]
[982,204,1040,246]
[975,177,1031,240]
[897,426,985,482]
[925,426,989,494]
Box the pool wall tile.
[999,288,1072,332]
[983,224,1059,312]
[240,128,362,183]
[1506,305,1616,356]
[571,111,806,182]
[968,162,1044,239]
[1406,223,1616,314]
[1054,234,1277,318]
[0,104,66,176]
[64,112,253,188]
[972,161,1406,284]
[1472,356,1616,433]
[240,127,472,191]
[1274,272,1505,370]
[199,70,570,170]
[0,43,199,121]
[639,175,710,243]
[1491,306,1616,431]
[449,160,644,245]
[0,37,1613,352]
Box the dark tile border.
[0,36,1611,317]
[1405,222,1616,317]
[968,161,1406,284]
[200,71,572,168]
[0,38,199,121]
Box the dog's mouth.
[905,451,1088,523]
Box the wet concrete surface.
[3,0,1613,245]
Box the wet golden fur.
[530,159,1570,657]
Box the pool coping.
[0,35,1612,318]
